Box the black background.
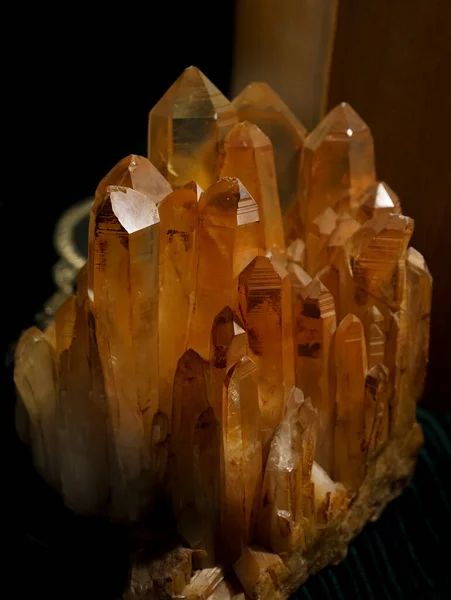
[3,7,236,597]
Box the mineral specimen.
[15,67,429,600]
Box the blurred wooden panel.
[328,0,451,409]
[232,0,338,129]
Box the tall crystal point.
[220,121,285,251]
[232,82,307,215]
[148,66,238,189]
[89,185,160,520]
[300,103,376,234]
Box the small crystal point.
[354,181,402,222]
[220,121,285,251]
[148,67,238,189]
[94,154,172,210]
[232,82,307,215]
[300,102,375,234]
[210,307,248,422]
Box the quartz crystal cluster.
[15,67,430,600]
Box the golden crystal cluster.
[15,67,431,599]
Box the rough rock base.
[125,422,423,600]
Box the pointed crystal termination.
[14,327,59,489]
[58,293,109,514]
[259,388,318,553]
[305,207,338,274]
[94,154,172,210]
[295,278,336,474]
[54,295,77,356]
[365,363,390,456]
[232,82,307,215]
[334,314,368,489]
[345,213,414,313]
[363,305,386,369]
[356,182,402,222]
[238,255,295,443]
[89,186,160,520]
[221,356,262,563]
[219,121,285,251]
[187,177,260,359]
[172,350,218,562]
[158,186,199,426]
[89,155,171,295]
[210,307,248,422]
[299,103,376,234]
[353,181,402,223]
[148,67,238,189]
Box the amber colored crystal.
[187,177,260,359]
[148,67,238,189]
[295,278,336,474]
[363,305,386,369]
[365,364,390,456]
[94,154,172,210]
[219,121,285,251]
[305,207,338,274]
[354,181,402,223]
[209,307,247,422]
[299,103,376,234]
[238,255,295,442]
[90,186,160,519]
[390,248,432,435]
[311,462,348,526]
[404,248,432,399]
[221,356,262,563]
[286,238,305,268]
[14,327,59,488]
[259,388,317,553]
[334,314,368,489]
[58,294,109,513]
[158,186,199,425]
[54,295,76,356]
[344,213,414,313]
[328,216,361,270]
[172,350,218,563]
[232,82,306,216]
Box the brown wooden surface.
[232,0,338,129]
[328,0,451,409]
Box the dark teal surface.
[291,408,451,599]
